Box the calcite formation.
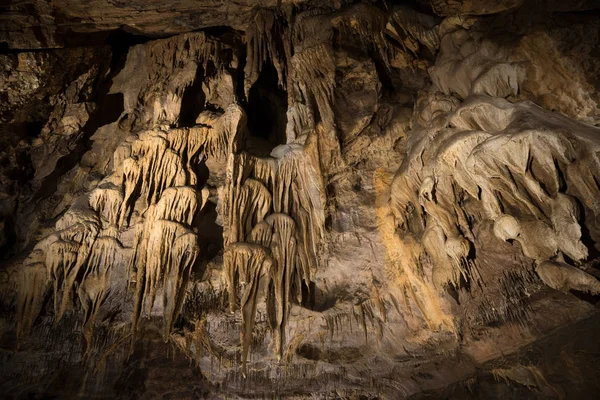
[1,1,600,399]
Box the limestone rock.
[1,1,600,399]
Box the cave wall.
[1,1,600,398]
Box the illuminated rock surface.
[1,1,600,398]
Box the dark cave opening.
[570,289,600,305]
[191,200,223,279]
[190,161,223,279]
[245,60,288,152]
[179,65,206,127]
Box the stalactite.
[120,105,244,226]
[89,183,124,228]
[263,214,299,360]
[47,219,100,323]
[244,9,287,97]
[119,157,141,227]
[77,236,123,350]
[163,232,199,338]
[332,4,390,70]
[225,175,272,245]
[205,104,247,158]
[285,103,314,143]
[17,203,101,340]
[147,32,228,82]
[18,113,226,350]
[17,262,51,342]
[150,149,187,205]
[131,220,199,348]
[388,6,440,54]
[148,186,200,226]
[566,153,600,216]
[6,4,600,397]
[387,94,600,336]
[46,239,79,318]
[290,43,336,128]
[223,243,273,376]
[222,144,325,373]
[274,150,325,278]
[55,199,101,232]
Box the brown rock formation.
[1,1,600,398]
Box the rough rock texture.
[1,1,600,399]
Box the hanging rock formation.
[1,1,600,399]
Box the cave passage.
[245,60,288,150]
[179,65,207,127]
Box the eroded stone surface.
[1,1,600,399]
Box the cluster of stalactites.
[223,243,273,376]
[130,217,200,349]
[330,2,440,65]
[331,4,391,69]
[147,32,229,82]
[290,43,337,128]
[244,9,289,97]
[221,148,324,371]
[16,103,241,345]
[89,183,123,230]
[121,105,245,226]
[249,213,307,359]
[284,2,442,134]
[240,3,442,147]
[122,116,238,346]
[120,101,249,348]
[387,5,440,55]
[389,95,600,295]
[17,201,101,342]
[78,236,124,348]
[224,150,324,272]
